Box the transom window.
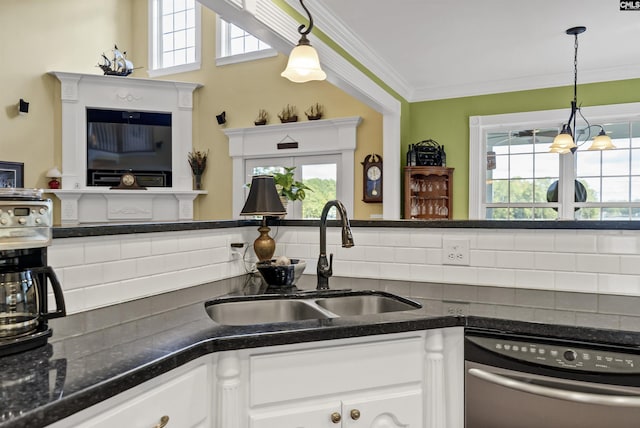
[216,17,276,66]
[470,102,640,220]
[149,0,201,76]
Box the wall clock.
[362,154,383,203]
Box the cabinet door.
[342,388,422,428]
[53,364,209,428]
[250,401,340,428]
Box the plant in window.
[305,102,324,120]
[254,109,269,126]
[278,104,298,123]
[273,167,312,201]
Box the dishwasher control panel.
[467,335,640,373]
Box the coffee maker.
[0,189,66,356]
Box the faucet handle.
[328,253,333,276]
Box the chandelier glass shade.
[281,0,326,83]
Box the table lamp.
[240,175,287,262]
[46,167,62,189]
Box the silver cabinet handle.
[468,368,640,407]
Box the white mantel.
[49,72,203,225]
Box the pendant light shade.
[588,128,616,151]
[281,42,326,83]
[281,0,326,83]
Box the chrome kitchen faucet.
[317,200,354,290]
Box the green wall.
[408,78,640,218]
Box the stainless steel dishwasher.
[465,329,640,428]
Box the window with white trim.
[470,102,640,220]
[245,155,340,219]
[216,17,276,66]
[149,0,201,76]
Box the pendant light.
[549,26,615,154]
[281,0,326,83]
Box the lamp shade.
[46,167,62,178]
[240,175,286,216]
[281,44,327,83]
[588,130,616,151]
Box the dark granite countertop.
[2,276,640,428]
[52,218,640,239]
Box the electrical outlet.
[229,242,246,261]
[444,301,470,317]
[443,238,470,266]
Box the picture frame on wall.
[0,161,24,188]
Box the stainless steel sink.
[204,299,331,325]
[314,294,420,316]
[205,291,421,326]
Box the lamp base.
[254,224,276,262]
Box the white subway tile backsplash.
[410,264,443,283]
[120,236,152,259]
[555,272,598,293]
[470,250,496,268]
[394,247,428,264]
[598,274,640,295]
[495,251,534,269]
[575,254,620,274]
[620,255,640,274]
[442,265,478,284]
[379,262,411,281]
[409,230,443,248]
[514,232,555,251]
[476,268,515,287]
[514,269,554,290]
[597,234,640,254]
[364,246,395,263]
[102,260,137,283]
[62,264,104,290]
[534,252,576,271]
[52,225,640,314]
[49,241,85,268]
[84,239,121,263]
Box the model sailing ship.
[98,45,134,76]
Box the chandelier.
[549,26,615,154]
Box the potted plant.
[278,104,298,123]
[254,109,269,126]
[305,102,324,120]
[187,149,208,190]
[273,167,312,210]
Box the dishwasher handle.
[468,367,640,408]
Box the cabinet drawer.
[250,337,423,406]
[54,363,209,428]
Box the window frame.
[148,0,202,78]
[215,16,277,66]
[469,102,640,220]
[245,154,342,219]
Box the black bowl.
[256,259,301,287]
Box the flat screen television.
[86,108,172,187]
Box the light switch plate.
[443,238,470,265]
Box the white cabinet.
[48,357,212,428]
[250,388,422,427]
[213,330,464,428]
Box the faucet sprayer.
[317,200,354,290]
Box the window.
[246,155,340,219]
[216,17,276,66]
[149,0,201,76]
[470,102,640,220]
